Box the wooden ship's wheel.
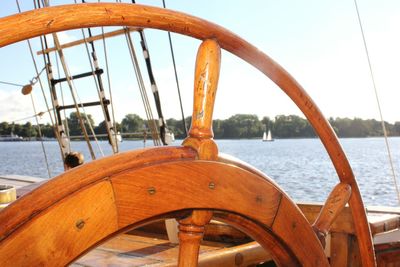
[0,4,375,266]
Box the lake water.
[1,138,399,207]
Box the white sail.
[262,131,267,141]
[263,130,273,142]
[267,130,272,141]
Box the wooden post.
[178,210,213,267]
[183,39,221,161]
[330,232,350,267]
[348,235,362,267]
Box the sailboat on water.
[262,129,274,142]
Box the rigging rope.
[116,0,160,146]
[28,92,52,178]
[0,80,24,87]
[40,0,97,160]
[43,0,98,160]
[55,52,71,152]
[15,0,53,178]
[76,27,107,157]
[95,1,120,152]
[35,3,68,161]
[17,66,52,179]
[137,30,167,145]
[132,0,168,145]
[161,0,188,137]
[25,1,57,134]
[50,33,97,159]
[38,33,70,161]
[11,110,48,123]
[100,25,120,152]
[124,27,161,146]
[76,0,117,154]
[353,0,400,205]
[99,20,120,152]
[79,31,107,156]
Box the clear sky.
[1,0,400,125]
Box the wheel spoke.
[313,183,352,247]
[177,210,213,267]
[183,39,221,161]
[188,39,221,140]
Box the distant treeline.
[1,113,400,139]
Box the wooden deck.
[71,231,269,267]
[73,231,226,266]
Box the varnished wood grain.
[0,147,196,242]
[7,173,400,265]
[331,232,350,267]
[111,161,281,229]
[299,202,356,234]
[183,39,220,161]
[75,233,270,267]
[0,181,118,267]
[188,39,220,139]
[182,138,218,161]
[0,151,316,266]
[177,211,213,267]
[348,235,362,267]
[313,183,352,247]
[272,197,329,266]
[74,231,225,266]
